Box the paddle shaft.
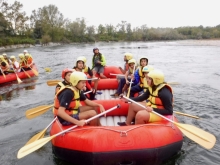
[54,104,120,137]
[126,68,135,97]
[123,96,210,142]
[21,68,31,78]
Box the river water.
[0,40,220,165]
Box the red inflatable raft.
[94,66,123,78]
[50,99,183,165]
[0,64,38,84]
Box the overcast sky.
[7,0,220,28]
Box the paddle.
[122,96,216,149]
[126,68,135,97]
[0,67,6,79]
[25,117,57,145]
[30,67,39,76]
[25,91,93,119]
[21,68,31,78]
[47,78,98,86]
[174,111,200,119]
[11,67,22,84]
[17,104,120,159]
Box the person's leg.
[130,85,143,97]
[98,66,107,79]
[125,102,146,125]
[78,106,100,126]
[135,110,150,124]
[92,66,98,77]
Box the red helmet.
[93,47,99,53]
[62,68,73,79]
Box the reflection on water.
[0,79,37,101]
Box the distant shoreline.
[1,39,220,53]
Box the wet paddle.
[21,68,31,78]
[30,67,39,76]
[12,67,22,84]
[17,104,121,159]
[126,68,135,97]
[25,91,93,119]
[25,117,57,145]
[123,96,216,149]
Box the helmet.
[10,56,16,59]
[139,56,148,64]
[148,70,164,86]
[128,58,136,64]
[18,54,25,59]
[70,71,88,86]
[142,65,154,73]
[76,56,86,63]
[124,53,133,60]
[24,50,28,53]
[25,53,30,57]
[93,47,99,53]
[2,53,7,57]
[62,68,74,79]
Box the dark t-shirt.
[131,86,173,115]
[57,88,86,109]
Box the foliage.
[41,34,51,45]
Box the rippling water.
[0,40,220,165]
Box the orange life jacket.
[146,84,173,109]
[53,86,80,116]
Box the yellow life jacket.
[142,77,149,92]
[146,84,173,109]
[53,86,80,116]
[82,66,88,74]
[138,66,145,87]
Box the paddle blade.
[31,68,39,76]
[17,77,23,84]
[17,135,55,159]
[47,80,61,86]
[176,123,216,149]
[25,105,53,119]
[25,129,47,145]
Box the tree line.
[1,0,220,47]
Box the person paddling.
[119,53,133,74]
[118,70,173,126]
[110,59,137,97]
[10,56,21,73]
[53,71,105,126]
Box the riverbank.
[0,42,62,53]
[1,39,220,53]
